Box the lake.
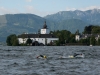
[0,46,100,75]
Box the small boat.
[90,44,93,46]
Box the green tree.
[26,38,32,45]
[69,34,76,43]
[92,26,100,34]
[12,39,19,46]
[83,25,100,34]
[90,36,96,45]
[83,25,93,34]
[6,34,19,46]
[45,38,47,45]
[79,39,88,45]
[50,30,72,45]
[97,38,100,45]
[54,40,60,46]
[6,35,12,46]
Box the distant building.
[18,21,58,45]
[75,30,80,41]
[75,30,100,41]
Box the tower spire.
[43,20,47,29]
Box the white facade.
[18,37,58,45]
[75,35,80,41]
[41,29,50,34]
[75,34,100,41]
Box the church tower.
[75,30,80,41]
[41,21,50,34]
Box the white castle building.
[18,21,58,45]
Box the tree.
[69,34,76,43]
[90,36,96,45]
[54,40,60,46]
[92,26,100,34]
[97,38,100,45]
[50,30,72,45]
[6,34,19,46]
[83,25,93,34]
[6,35,12,46]
[83,25,100,34]
[12,39,19,46]
[26,38,32,45]
[21,34,26,44]
[45,38,47,45]
[79,39,88,45]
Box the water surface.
[0,46,100,75]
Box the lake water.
[0,46,100,75]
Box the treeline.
[50,30,76,46]
[6,25,100,46]
[51,25,100,46]
[83,25,100,34]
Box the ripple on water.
[0,46,100,75]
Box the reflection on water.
[0,46,100,75]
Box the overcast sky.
[0,0,100,17]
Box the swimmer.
[59,56,67,58]
[59,53,84,59]
[36,55,47,59]
[59,55,74,58]
[73,53,84,58]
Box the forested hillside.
[1,9,100,42]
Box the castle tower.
[41,21,50,34]
[75,30,80,41]
[43,21,47,29]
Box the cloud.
[25,5,37,14]
[24,5,55,17]
[66,7,76,11]
[0,6,51,17]
[66,6,100,11]
[26,0,32,2]
[0,7,20,15]
[79,6,100,11]
[1,6,100,17]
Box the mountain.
[0,14,44,42]
[55,19,88,33]
[1,9,100,42]
[45,9,100,25]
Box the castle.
[18,21,58,45]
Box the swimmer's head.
[43,55,47,58]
